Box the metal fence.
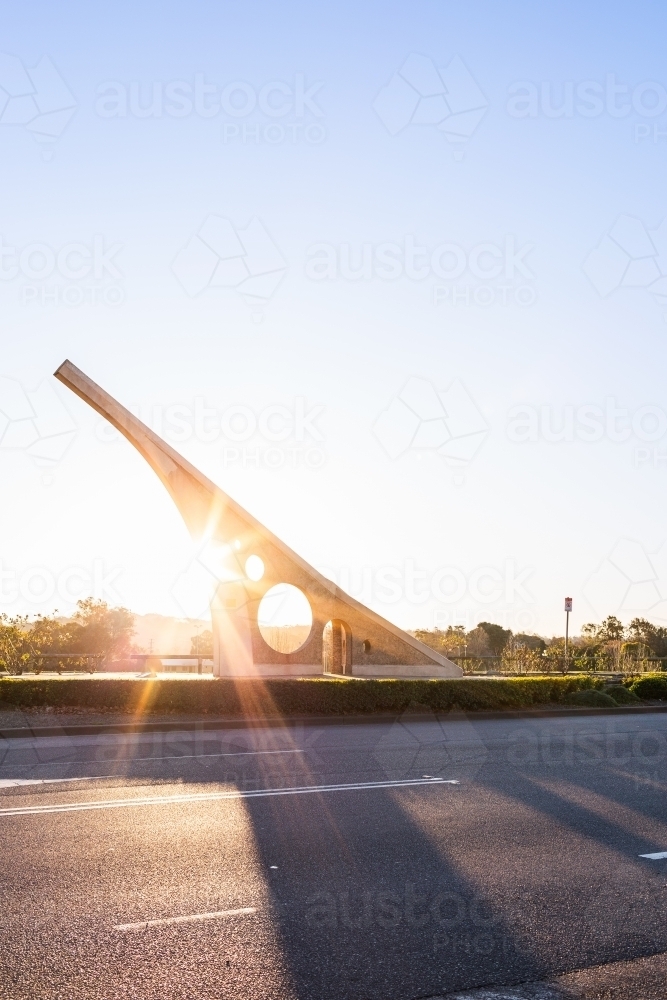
[0,652,214,676]
[446,653,667,676]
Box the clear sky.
[1,0,667,637]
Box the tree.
[620,640,651,663]
[501,636,543,674]
[0,615,38,674]
[30,614,70,653]
[465,627,492,656]
[627,618,655,644]
[627,618,667,656]
[572,643,608,673]
[596,616,625,641]
[413,627,466,655]
[477,622,511,655]
[66,599,134,659]
[438,625,467,653]
[191,630,213,656]
[514,633,546,654]
[543,639,563,673]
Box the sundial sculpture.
[55,361,461,679]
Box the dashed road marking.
[639,851,667,859]
[114,906,256,931]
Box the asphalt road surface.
[1,710,667,999]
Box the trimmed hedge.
[630,674,667,701]
[567,689,617,708]
[605,684,641,705]
[0,674,620,717]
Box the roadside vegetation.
[1,603,666,717]
[413,616,667,676]
[190,630,213,656]
[0,673,665,716]
[0,600,135,675]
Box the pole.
[564,597,572,673]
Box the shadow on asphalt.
[3,713,667,999]
[222,715,553,1000]
[466,732,667,988]
[231,714,667,999]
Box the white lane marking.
[114,906,256,931]
[1,731,306,752]
[0,777,458,816]
[1,747,305,773]
[0,777,99,788]
[639,851,667,859]
[98,747,305,762]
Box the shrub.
[0,674,613,718]
[567,689,617,708]
[500,637,544,674]
[630,674,667,701]
[604,684,641,705]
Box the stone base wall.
[215,661,461,679]
[216,662,322,678]
[353,662,461,679]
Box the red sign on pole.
[564,597,573,612]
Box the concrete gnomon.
[55,361,461,681]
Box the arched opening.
[323,619,352,675]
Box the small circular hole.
[245,555,265,581]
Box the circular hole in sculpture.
[258,583,312,653]
[245,555,265,581]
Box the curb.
[1,703,667,740]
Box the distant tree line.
[0,599,135,674]
[413,616,666,674]
[190,630,213,656]
[2,603,663,676]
